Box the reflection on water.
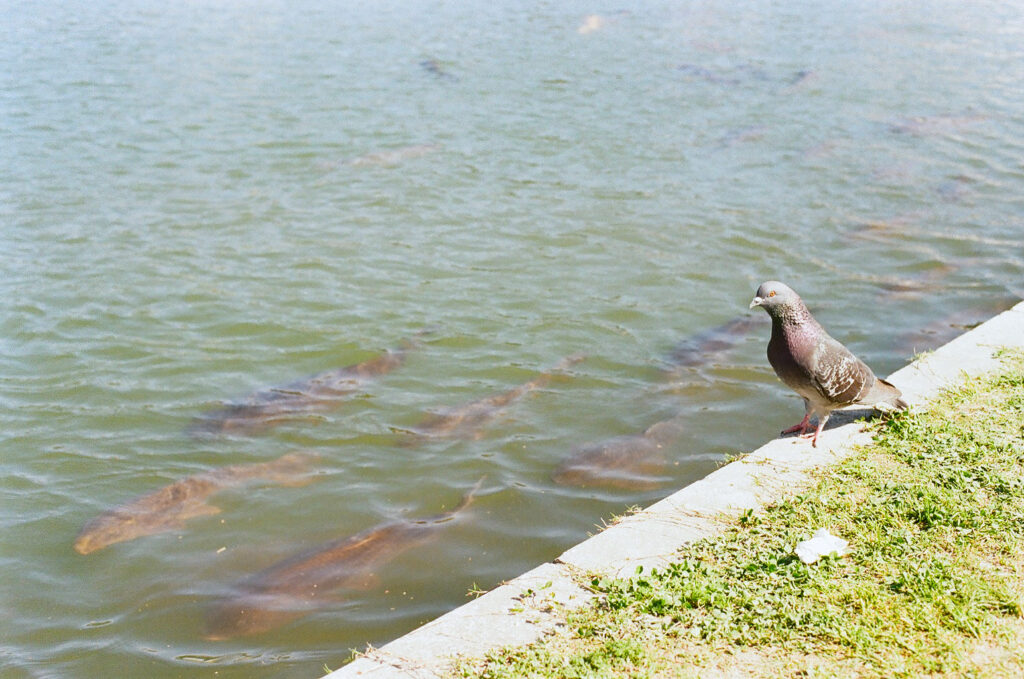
[2,0,1023,677]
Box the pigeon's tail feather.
[860,377,906,409]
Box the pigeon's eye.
[768,291,776,298]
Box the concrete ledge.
[342,563,593,678]
[328,301,1024,678]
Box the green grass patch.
[460,350,1024,678]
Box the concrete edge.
[328,301,1024,678]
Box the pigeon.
[749,281,907,446]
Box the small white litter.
[794,528,849,564]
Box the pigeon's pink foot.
[784,422,825,447]
[803,420,828,447]
[781,414,810,436]
[810,423,825,447]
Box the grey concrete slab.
[325,301,1024,679]
[338,562,592,677]
[556,507,730,578]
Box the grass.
[456,349,1024,678]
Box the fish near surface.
[666,315,764,372]
[189,335,422,437]
[408,354,585,441]
[204,478,484,640]
[552,416,684,490]
[717,125,768,148]
[888,112,987,136]
[418,59,458,82]
[74,452,319,555]
[349,143,442,167]
[893,300,1017,358]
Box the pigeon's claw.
[781,412,825,447]
[781,413,811,436]
[788,429,819,446]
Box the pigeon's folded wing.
[810,335,876,405]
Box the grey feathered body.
[766,297,903,420]
[751,281,906,446]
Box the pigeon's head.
[749,281,802,317]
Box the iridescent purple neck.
[769,299,814,327]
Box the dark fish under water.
[677,62,768,86]
[74,452,319,555]
[777,68,819,94]
[189,336,423,437]
[842,213,924,243]
[888,112,987,136]
[407,354,585,441]
[785,69,816,87]
[893,300,1018,358]
[419,58,458,82]
[717,125,768,148]
[552,416,685,490]
[807,250,957,302]
[872,263,958,300]
[935,175,974,203]
[203,478,484,640]
[665,314,764,371]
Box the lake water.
[3,1,1023,676]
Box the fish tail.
[554,352,587,370]
[453,476,486,514]
[525,353,587,391]
[265,451,322,486]
[400,327,438,351]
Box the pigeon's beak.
[749,296,763,309]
